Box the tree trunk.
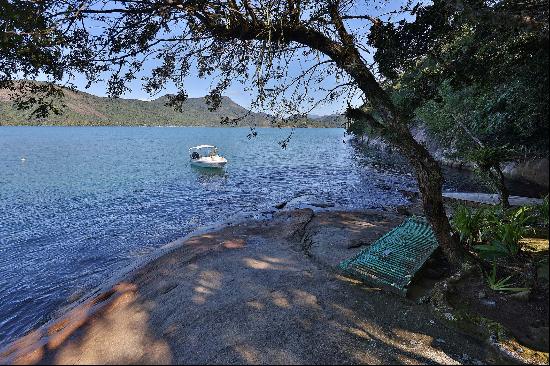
[492,166,511,209]
[453,116,511,208]
[345,107,464,266]
[202,9,466,265]
[415,156,465,266]
[388,125,465,266]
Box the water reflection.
[191,165,228,178]
[352,141,546,197]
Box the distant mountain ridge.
[0,87,342,128]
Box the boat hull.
[190,159,227,168]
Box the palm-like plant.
[486,263,529,293]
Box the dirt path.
[1,209,495,365]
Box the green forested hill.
[0,88,342,128]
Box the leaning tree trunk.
[389,125,465,266]
[344,109,465,266]
[195,9,466,266]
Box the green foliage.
[346,118,366,136]
[480,206,532,259]
[535,195,549,227]
[475,241,514,260]
[474,221,527,259]
[345,117,377,138]
[451,205,486,245]
[452,204,536,259]
[466,146,514,172]
[486,263,529,293]
[0,1,64,77]
[373,0,549,159]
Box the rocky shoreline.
[0,204,494,365]
[354,127,549,190]
[1,200,547,365]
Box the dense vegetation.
[348,0,549,206]
[371,0,548,154]
[451,196,548,294]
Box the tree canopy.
[368,0,549,157]
[5,0,547,264]
[3,0,383,120]
[352,0,549,206]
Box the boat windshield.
[190,146,218,158]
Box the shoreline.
[2,191,545,361]
[0,210,270,361]
[0,200,372,352]
[2,190,546,364]
[41,209,280,328]
[1,202,497,365]
[351,135,549,191]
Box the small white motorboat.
[189,145,227,168]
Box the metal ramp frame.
[339,216,439,296]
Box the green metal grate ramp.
[339,216,439,296]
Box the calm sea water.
[0,126,487,347]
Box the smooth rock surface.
[1,210,494,365]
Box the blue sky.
[58,0,413,116]
[64,54,359,116]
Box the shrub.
[486,263,529,293]
[475,221,527,259]
[536,195,549,227]
[451,205,486,245]
[451,204,535,259]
